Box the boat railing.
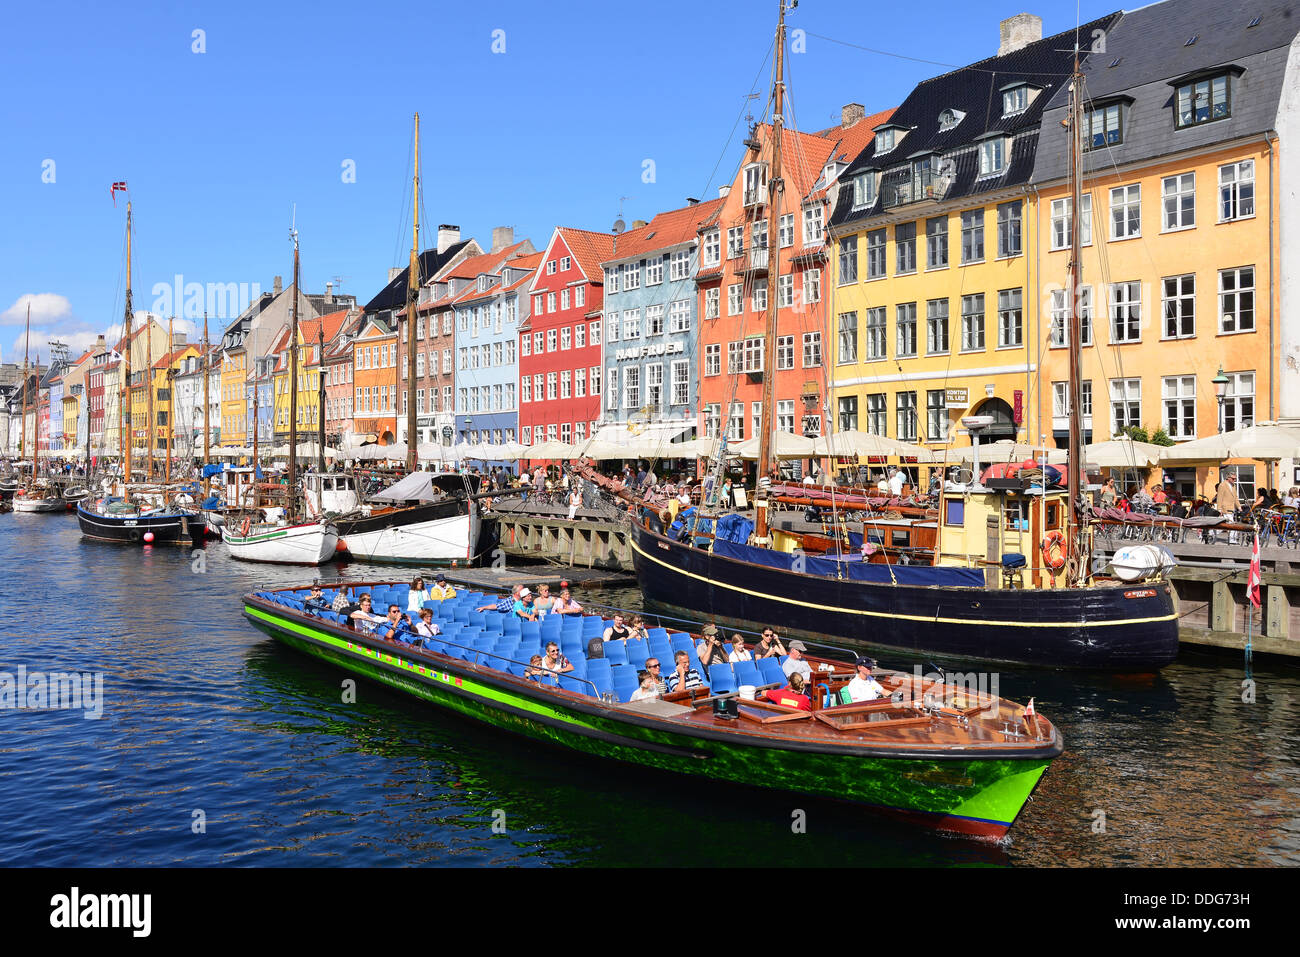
[396,630,607,701]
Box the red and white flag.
[1249,534,1262,608]
[111,181,128,206]
[1024,697,1035,717]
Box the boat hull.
[13,497,65,513]
[243,597,1056,840]
[335,500,476,564]
[630,523,1178,671]
[222,521,339,565]
[76,504,207,545]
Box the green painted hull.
[244,602,1057,840]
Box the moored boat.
[221,515,339,564]
[242,579,1063,841]
[13,489,65,513]
[333,471,481,565]
[77,497,207,544]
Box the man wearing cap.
[846,656,887,703]
[782,640,813,682]
[429,573,456,601]
[696,624,729,671]
[475,584,521,614]
[513,588,539,621]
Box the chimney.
[631,219,648,229]
[841,103,865,129]
[325,281,334,305]
[172,332,187,348]
[718,185,731,199]
[686,197,700,205]
[491,226,514,253]
[96,335,105,348]
[272,275,283,296]
[437,224,461,254]
[388,266,403,283]
[999,13,1042,56]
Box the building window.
[727,402,744,441]
[574,369,584,398]
[837,312,858,364]
[896,391,917,441]
[838,395,858,432]
[960,294,985,352]
[702,229,720,266]
[574,325,584,349]
[1109,281,1142,342]
[1110,378,1141,434]
[1162,173,1196,230]
[743,338,765,373]
[727,284,743,316]
[623,309,641,340]
[926,216,948,269]
[864,229,886,280]
[866,393,887,435]
[671,360,689,406]
[1221,371,1254,431]
[802,332,822,368]
[776,335,794,370]
[1162,275,1195,338]
[589,366,601,395]
[704,287,720,320]
[546,329,558,352]
[727,226,744,259]
[705,343,720,376]
[1110,184,1141,239]
[978,138,1005,177]
[646,256,663,285]
[839,235,858,284]
[727,341,742,374]
[605,268,618,293]
[896,302,917,358]
[645,363,662,407]
[705,403,721,438]
[960,210,984,263]
[927,389,948,442]
[803,205,824,245]
[926,299,949,355]
[575,286,585,307]
[534,331,544,353]
[1219,266,1255,333]
[777,274,794,308]
[752,220,768,254]
[1083,103,1122,150]
[1002,85,1028,116]
[803,268,821,305]
[1162,375,1197,439]
[590,320,601,345]
[560,370,571,400]
[560,423,571,443]
[606,368,618,409]
[522,426,532,445]
[752,280,767,313]
[670,249,690,281]
[997,288,1023,348]
[895,222,916,274]
[778,213,795,248]
[646,304,664,337]
[560,327,571,350]
[1050,195,1093,250]
[547,292,556,312]
[1176,73,1230,128]
[1048,286,1094,347]
[853,172,876,209]
[1219,160,1255,221]
[857,307,884,362]
[997,201,1022,258]
[667,299,690,334]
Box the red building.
[518,227,615,454]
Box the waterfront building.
[518,227,616,453]
[85,337,107,456]
[172,344,222,457]
[595,197,724,450]
[59,350,94,459]
[826,14,1116,480]
[269,309,351,447]
[45,364,63,457]
[351,316,398,447]
[1031,0,1300,498]
[143,339,199,463]
[323,309,363,452]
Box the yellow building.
[270,323,322,443]
[131,338,197,463]
[221,347,248,446]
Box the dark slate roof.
[830,12,1120,229]
[363,243,472,314]
[1032,0,1300,183]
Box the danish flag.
[1024,698,1035,717]
[1248,534,1262,608]
[111,181,128,206]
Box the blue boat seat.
[733,661,762,688]
[708,664,738,695]
[625,639,648,670]
[757,657,787,686]
[646,627,670,642]
[603,640,629,667]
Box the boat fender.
[1041,530,1067,572]
[240,517,252,537]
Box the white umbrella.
[1081,438,1165,468]
[811,430,936,460]
[522,440,578,459]
[1158,422,1300,466]
[732,432,818,460]
[947,440,1068,465]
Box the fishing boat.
[13,484,65,512]
[242,578,1062,841]
[609,8,1178,671]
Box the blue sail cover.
[715,513,755,544]
[711,539,985,587]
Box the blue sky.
[0,0,1115,362]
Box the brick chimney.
[491,226,514,253]
[437,224,461,254]
[388,267,402,283]
[325,281,334,305]
[841,103,865,129]
[999,13,1042,55]
[172,332,187,348]
[272,275,283,296]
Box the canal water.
[1,511,1297,866]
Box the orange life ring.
[1041,530,1067,572]
[240,517,252,537]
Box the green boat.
[242,581,1063,841]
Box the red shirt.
[763,687,811,711]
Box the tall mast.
[123,201,133,481]
[203,312,211,467]
[19,305,29,465]
[165,314,173,485]
[1066,54,1086,585]
[318,317,327,472]
[34,351,41,476]
[145,316,154,481]
[406,111,422,474]
[288,224,300,518]
[754,0,788,541]
[252,336,259,479]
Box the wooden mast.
[288,225,300,519]
[145,315,154,481]
[203,312,211,468]
[317,317,326,472]
[19,305,29,468]
[165,314,173,485]
[1066,53,1086,585]
[405,112,422,475]
[754,0,788,542]
[123,201,133,483]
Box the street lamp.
[1212,367,1230,433]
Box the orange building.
[352,316,398,446]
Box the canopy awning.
[1157,422,1300,466]
[370,471,477,502]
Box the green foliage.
[1120,425,1150,444]
[1148,427,1175,447]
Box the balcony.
[743,185,768,207]
[882,174,949,210]
[744,245,770,275]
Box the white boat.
[221,517,340,565]
[334,472,480,565]
[13,493,64,513]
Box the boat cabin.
[303,472,361,515]
[935,485,1069,588]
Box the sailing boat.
[13,309,63,513]
[615,13,1178,671]
[333,113,483,565]
[220,221,339,564]
[77,188,207,544]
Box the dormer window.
[743,163,768,205]
[875,129,896,153]
[477,276,489,291]
[1083,98,1131,150]
[1171,68,1240,128]
[978,136,1007,177]
[1002,85,1029,116]
[938,109,965,131]
[852,172,877,209]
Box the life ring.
[240,517,252,537]
[1041,530,1067,572]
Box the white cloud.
[1,292,75,327]
[3,295,204,366]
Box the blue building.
[596,198,722,448]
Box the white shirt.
[630,684,659,702]
[889,471,904,496]
[407,588,432,612]
[728,648,753,663]
[846,674,887,702]
[782,656,812,681]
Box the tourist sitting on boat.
[407,576,432,611]
[630,670,660,702]
[728,635,753,663]
[629,615,650,641]
[664,650,704,694]
[534,583,555,617]
[845,656,887,703]
[696,625,729,670]
[550,588,583,615]
[429,573,456,601]
[753,628,787,659]
[763,672,811,711]
[347,594,387,634]
[513,589,539,621]
[303,583,332,614]
[782,640,812,682]
[476,585,522,614]
[383,604,417,643]
[524,654,547,678]
[1100,477,1117,509]
[538,641,574,675]
[412,607,441,643]
[602,613,632,643]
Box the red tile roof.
[554,227,618,283]
[603,197,726,263]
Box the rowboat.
[220,516,339,565]
[242,580,1063,841]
